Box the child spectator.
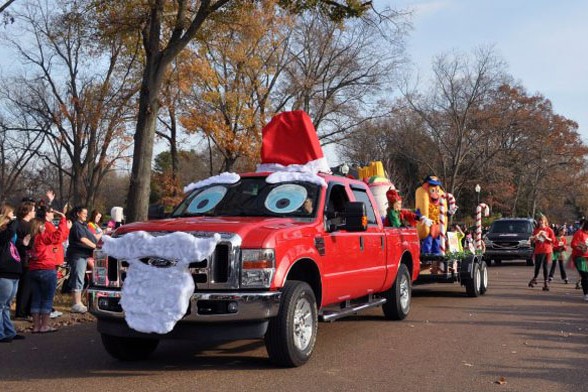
[528,214,556,291]
[28,209,71,333]
[88,210,104,235]
[549,226,568,283]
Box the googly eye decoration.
[186,185,227,214]
[265,184,308,214]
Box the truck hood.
[112,216,318,248]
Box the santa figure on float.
[385,188,418,228]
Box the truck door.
[320,183,383,304]
[320,182,359,304]
[350,186,387,292]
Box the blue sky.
[2,1,586,165]
[381,0,588,140]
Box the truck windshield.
[489,221,533,234]
[171,177,321,218]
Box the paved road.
[2,262,586,392]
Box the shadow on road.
[0,324,276,381]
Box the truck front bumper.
[89,289,281,322]
[88,289,282,340]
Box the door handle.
[359,236,364,251]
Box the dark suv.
[484,218,535,266]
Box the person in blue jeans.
[66,206,100,313]
[28,209,70,333]
[0,203,27,342]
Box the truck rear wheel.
[479,260,488,295]
[101,334,159,361]
[465,262,482,297]
[265,280,318,367]
[382,264,411,320]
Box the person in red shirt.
[528,215,556,291]
[570,219,588,301]
[43,208,69,319]
[549,226,568,283]
[28,209,71,333]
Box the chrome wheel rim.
[482,265,488,289]
[399,274,410,311]
[293,297,313,351]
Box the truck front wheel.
[382,263,411,320]
[265,280,318,367]
[101,334,159,361]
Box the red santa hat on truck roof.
[257,111,330,174]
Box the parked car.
[483,218,535,266]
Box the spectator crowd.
[0,190,123,343]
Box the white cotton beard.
[101,231,221,334]
[120,259,195,334]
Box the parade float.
[412,175,488,297]
[341,161,489,297]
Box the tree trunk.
[126,1,167,223]
[222,156,237,173]
[208,137,214,177]
[126,71,163,222]
[169,113,179,187]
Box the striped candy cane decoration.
[475,203,490,250]
[447,193,457,215]
[438,194,446,255]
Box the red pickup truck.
[88,171,421,367]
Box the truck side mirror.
[343,201,368,232]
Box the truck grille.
[101,232,242,290]
[490,241,520,249]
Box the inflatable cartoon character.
[385,189,417,228]
[415,176,447,254]
[358,162,393,220]
[367,176,394,219]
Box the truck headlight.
[484,238,493,246]
[519,239,531,246]
[240,249,275,288]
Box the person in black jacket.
[0,203,28,342]
[14,201,36,319]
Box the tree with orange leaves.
[178,1,293,172]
